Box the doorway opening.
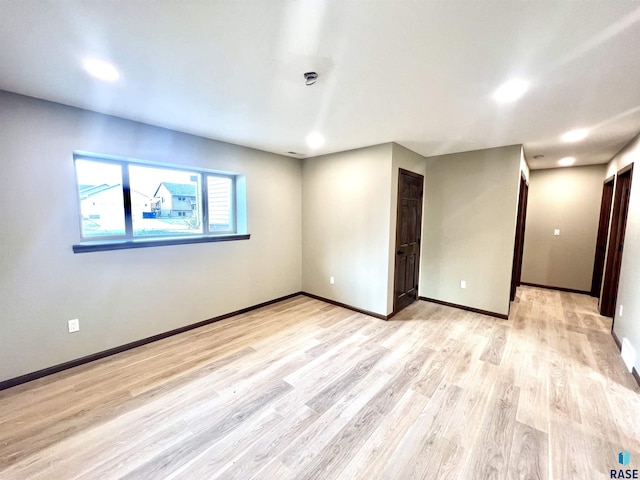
[510,172,529,302]
[591,175,615,297]
[600,164,633,319]
[393,169,424,314]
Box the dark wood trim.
[418,296,508,320]
[600,163,633,318]
[510,172,529,302]
[617,163,634,176]
[392,168,424,315]
[612,328,622,350]
[73,234,250,253]
[611,329,640,389]
[520,282,591,296]
[397,168,425,180]
[302,292,390,320]
[591,176,615,297]
[0,291,302,391]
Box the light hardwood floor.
[0,286,639,479]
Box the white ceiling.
[1,1,640,170]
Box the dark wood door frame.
[590,175,615,297]
[600,164,633,319]
[510,172,529,302]
[393,168,424,315]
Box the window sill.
[73,234,250,253]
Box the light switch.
[554,229,560,236]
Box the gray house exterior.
[153,182,197,218]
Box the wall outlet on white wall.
[460,280,466,289]
[68,319,80,333]
[619,305,624,317]
[330,276,335,285]
[554,229,560,236]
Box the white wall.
[302,144,393,316]
[521,148,530,181]
[605,133,640,373]
[420,145,522,316]
[0,89,561,382]
[302,142,524,318]
[521,165,607,292]
[0,91,302,382]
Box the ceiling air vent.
[303,72,318,86]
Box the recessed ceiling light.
[492,79,529,103]
[82,57,120,82]
[561,128,588,142]
[306,132,325,149]
[558,157,576,167]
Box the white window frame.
[72,152,247,253]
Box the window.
[73,153,248,253]
[76,160,126,237]
[208,176,233,232]
[129,164,203,237]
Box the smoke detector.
[304,72,318,86]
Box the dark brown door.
[393,169,424,314]
[591,176,615,297]
[510,173,529,301]
[600,164,633,318]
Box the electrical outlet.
[68,319,80,333]
[460,280,466,289]
[619,305,624,317]
[330,276,335,285]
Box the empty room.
[1,1,640,479]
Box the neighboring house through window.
[73,152,246,252]
[153,182,197,218]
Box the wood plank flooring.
[0,286,639,479]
